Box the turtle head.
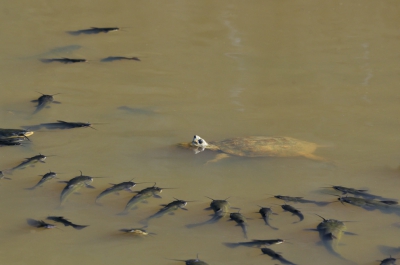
[192,135,208,148]
[191,135,209,154]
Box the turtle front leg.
[206,153,230,164]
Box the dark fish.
[0,138,24,146]
[67,27,119,35]
[46,216,88,230]
[281,204,304,223]
[118,185,163,215]
[186,197,230,228]
[380,256,397,265]
[26,171,57,190]
[60,172,95,204]
[32,93,61,114]
[24,120,95,130]
[0,128,33,140]
[224,239,285,248]
[229,212,248,239]
[101,56,140,62]
[312,214,356,263]
[142,198,188,224]
[9,154,46,172]
[40,58,87,64]
[96,181,136,203]
[337,196,399,212]
[119,227,155,236]
[258,206,278,230]
[171,254,208,265]
[27,218,57,229]
[274,195,330,206]
[261,247,297,265]
[332,185,398,201]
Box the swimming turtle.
[179,135,327,163]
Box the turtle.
[179,135,327,163]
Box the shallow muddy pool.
[0,1,400,264]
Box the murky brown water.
[1,1,400,264]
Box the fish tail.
[241,224,248,239]
[72,224,88,230]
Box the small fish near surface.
[101,56,140,62]
[47,216,88,230]
[171,254,209,265]
[0,128,33,140]
[0,137,25,147]
[142,198,188,224]
[309,214,356,263]
[27,218,57,229]
[31,92,61,114]
[23,120,96,131]
[186,196,230,228]
[7,154,47,174]
[118,185,163,215]
[273,195,330,206]
[67,27,119,35]
[224,239,285,248]
[26,170,57,190]
[261,247,297,265]
[40,58,87,64]
[96,180,138,203]
[330,185,398,201]
[229,212,249,239]
[337,196,400,213]
[257,205,278,230]
[281,204,304,223]
[59,172,95,204]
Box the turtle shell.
[211,136,319,158]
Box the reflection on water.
[0,1,400,265]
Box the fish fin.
[204,207,212,210]
[52,101,61,104]
[180,208,188,211]
[344,231,357,235]
[31,100,39,102]
[153,194,162,198]
[168,212,175,215]
[160,204,167,206]
[85,184,95,189]
[58,181,69,183]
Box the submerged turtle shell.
[210,136,319,158]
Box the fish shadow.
[378,245,400,256]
